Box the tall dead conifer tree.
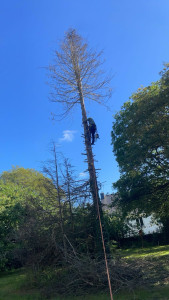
[47,29,111,252]
[47,30,111,209]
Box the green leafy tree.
[111,65,169,220]
[0,167,58,210]
[0,167,61,270]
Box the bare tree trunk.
[80,85,101,214]
[64,158,74,232]
[80,90,104,254]
[53,145,67,259]
[71,51,101,219]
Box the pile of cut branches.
[42,253,145,297]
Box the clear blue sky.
[1,0,169,193]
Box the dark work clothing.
[91,130,95,145]
[87,118,97,145]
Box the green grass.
[0,245,169,299]
[53,286,169,299]
[0,269,41,300]
[120,244,169,258]
[1,269,169,300]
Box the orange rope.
[94,177,113,300]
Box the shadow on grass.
[51,285,169,300]
[0,269,41,300]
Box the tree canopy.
[111,64,169,219]
[0,167,57,210]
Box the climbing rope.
[94,174,113,300]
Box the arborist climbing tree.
[87,118,99,145]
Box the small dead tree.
[43,143,67,259]
[61,158,76,232]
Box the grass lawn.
[0,269,41,300]
[0,245,169,299]
[1,270,169,300]
[57,286,169,299]
[0,272,169,300]
[120,244,169,258]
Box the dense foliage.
[0,167,57,270]
[111,65,169,223]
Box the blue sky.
[1,0,169,193]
